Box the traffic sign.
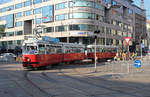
[134,60,141,68]
[124,37,131,45]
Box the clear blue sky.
[0,0,150,19]
[133,0,150,19]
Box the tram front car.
[22,38,40,69]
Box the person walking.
[122,52,126,61]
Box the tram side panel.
[63,45,85,62]
[40,45,63,66]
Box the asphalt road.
[0,61,150,97]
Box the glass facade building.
[0,0,140,51]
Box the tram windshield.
[23,46,38,54]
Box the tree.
[0,25,5,32]
[0,25,6,37]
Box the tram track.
[57,67,143,97]
[23,70,55,97]
[72,64,150,96]
[73,67,150,96]
[40,70,94,97]
[0,68,35,97]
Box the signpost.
[124,37,131,46]
[124,37,131,73]
[134,60,142,68]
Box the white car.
[0,53,17,61]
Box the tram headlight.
[27,58,31,62]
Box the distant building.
[147,20,150,49]
[0,0,140,52]
[132,4,147,52]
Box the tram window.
[39,44,45,54]
[49,47,54,54]
[46,45,50,54]
[66,48,72,53]
[81,48,84,53]
[77,48,81,53]
[23,46,38,54]
[56,46,62,53]
[72,48,76,53]
[87,48,92,53]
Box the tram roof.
[87,45,119,49]
[22,36,85,48]
[60,42,85,48]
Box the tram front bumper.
[23,62,39,68]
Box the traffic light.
[94,36,97,39]
[94,30,100,34]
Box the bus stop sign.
[134,60,141,68]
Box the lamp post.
[94,30,100,72]
[94,36,97,72]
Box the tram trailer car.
[61,43,85,62]
[22,37,85,69]
[87,45,118,61]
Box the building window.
[7,32,14,37]
[123,32,127,37]
[34,8,41,14]
[128,8,133,15]
[43,0,50,2]
[56,2,67,10]
[16,31,23,35]
[55,26,67,32]
[69,12,95,19]
[105,0,111,3]
[69,0,92,7]
[112,0,117,5]
[35,18,41,24]
[16,40,22,45]
[42,5,53,22]
[69,0,104,10]
[106,28,111,34]
[0,16,6,21]
[6,14,14,28]
[106,39,113,45]
[44,27,54,33]
[1,7,7,13]
[56,14,68,21]
[33,0,42,4]
[24,0,32,7]
[69,24,95,31]
[15,3,22,9]
[24,10,32,16]
[7,5,14,11]
[15,12,22,18]
[8,41,13,45]
[15,21,22,27]
[117,31,122,36]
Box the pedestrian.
[122,52,126,61]
[134,52,137,59]
[132,52,135,60]
[114,52,119,61]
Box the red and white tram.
[87,45,118,60]
[22,36,85,69]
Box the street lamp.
[94,30,100,72]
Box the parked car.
[0,53,17,61]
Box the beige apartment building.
[0,0,136,52]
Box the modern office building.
[0,0,136,52]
